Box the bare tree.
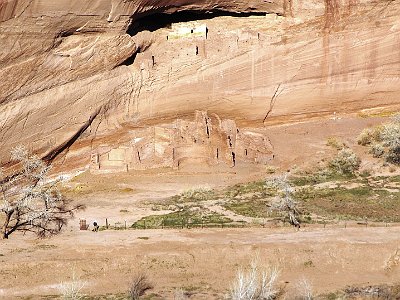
[267,175,301,229]
[0,146,83,239]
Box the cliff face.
[0,0,399,171]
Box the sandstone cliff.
[0,0,399,171]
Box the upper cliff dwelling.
[127,10,268,37]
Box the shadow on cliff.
[127,10,267,36]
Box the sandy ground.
[1,226,400,299]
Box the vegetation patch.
[290,170,355,186]
[132,208,232,229]
[358,115,400,164]
[224,180,276,200]
[224,199,271,218]
[295,186,400,221]
[221,171,400,223]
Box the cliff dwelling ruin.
[90,111,273,173]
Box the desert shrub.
[180,187,214,201]
[326,137,345,150]
[358,120,400,164]
[128,272,153,300]
[358,126,384,145]
[386,146,400,164]
[229,260,280,300]
[357,128,374,146]
[296,278,313,300]
[380,122,400,147]
[174,288,188,300]
[328,148,361,175]
[379,122,400,164]
[369,143,385,158]
[265,165,277,174]
[59,272,85,300]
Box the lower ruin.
[90,111,273,173]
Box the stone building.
[168,22,207,40]
[90,111,273,173]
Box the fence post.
[162,218,164,229]
[144,219,146,230]
[125,221,127,230]
[106,218,108,229]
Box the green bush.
[357,129,374,146]
[327,137,345,149]
[369,143,385,158]
[357,126,383,146]
[386,146,400,164]
[380,122,400,147]
[358,120,400,165]
[329,148,361,175]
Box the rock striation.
[0,0,399,172]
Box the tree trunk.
[1,211,12,239]
[1,231,8,239]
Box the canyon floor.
[1,114,400,299]
[1,225,400,299]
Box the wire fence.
[80,217,399,231]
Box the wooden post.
[79,219,87,231]
[144,219,146,230]
[106,218,108,229]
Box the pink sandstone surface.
[0,0,399,172]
